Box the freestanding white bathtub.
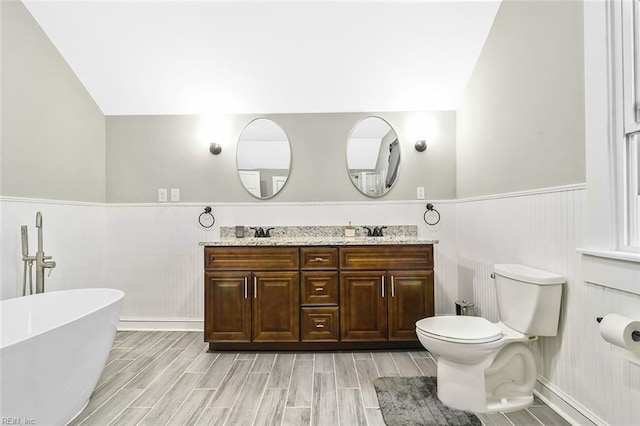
[0,288,124,425]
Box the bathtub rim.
[0,288,125,350]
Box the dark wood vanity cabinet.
[204,244,434,350]
[204,247,299,344]
[340,246,434,343]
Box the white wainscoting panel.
[104,200,458,321]
[457,186,640,426]
[0,198,107,300]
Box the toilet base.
[436,342,537,414]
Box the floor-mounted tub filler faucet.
[21,211,56,295]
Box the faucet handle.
[264,227,275,237]
[362,226,373,236]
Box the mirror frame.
[236,118,292,200]
[345,116,401,198]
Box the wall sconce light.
[209,143,222,155]
[415,140,427,152]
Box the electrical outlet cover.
[170,188,180,202]
[158,188,167,202]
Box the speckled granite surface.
[201,225,438,246]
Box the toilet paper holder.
[597,317,640,342]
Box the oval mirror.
[346,116,400,197]
[236,118,291,199]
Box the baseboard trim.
[535,376,606,426]
[118,318,204,331]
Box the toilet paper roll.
[599,314,640,352]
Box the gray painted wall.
[1,0,106,202]
[106,111,456,203]
[456,0,585,198]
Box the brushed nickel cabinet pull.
[391,275,395,298]
[312,257,327,262]
[254,277,257,299]
[381,275,385,298]
[316,324,325,328]
[244,276,248,299]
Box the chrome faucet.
[34,212,56,294]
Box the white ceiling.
[22,0,501,116]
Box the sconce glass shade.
[415,140,427,152]
[209,143,222,155]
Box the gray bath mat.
[374,376,482,426]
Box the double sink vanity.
[201,226,437,351]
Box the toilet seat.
[416,316,503,344]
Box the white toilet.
[415,264,564,413]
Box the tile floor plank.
[121,337,176,373]
[251,353,277,373]
[74,331,569,426]
[223,373,269,425]
[137,372,203,425]
[108,407,150,426]
[365,407,387,426]
[529,406,572,426]
[207,360,253,408]
[72,370,139,424]
[186,351,220,374]
[477,412,513,426]
[311,372,338,426]
[335,353,360,389]
[171,331,200,349]
[130,358,193,408]
[78,388,144,425]
[390,352,422,376]
[286,360,313,407]
[167,389,215,425]
[355,359,380,408]
[253,388,287,426]
[196,352,237,389]
[413,356,438,377]
[372,352,401,377]
[266,353,295,389]
[314,353,334,373]
[195,407,229,425]
[282,407,311,426]
[125,348,185,390]
[505,409,544,425]
[337,388,367,426]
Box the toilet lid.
[416,316,503,344]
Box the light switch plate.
[158,188,168,202]
[170,188,180,202]
[417,187,425,200]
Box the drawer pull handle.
[311,257,327,262]
[254,277,257,299]
[315,287,324,291]
[244,277,248,299]
[315,324,325,328]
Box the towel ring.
[423,203,441,226]
[199,206,215,228]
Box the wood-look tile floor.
[73,331,571,426]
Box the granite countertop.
[200,225,437,246]
[200,236,438,247]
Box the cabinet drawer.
[300,247,338,269]
[301,307,339,341]
[205,247,299,270]
[339,245,433,270]
[301,272,339,305]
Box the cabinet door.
[252,271,300,342]
[388,270,434,341]
[204,272,251,342]
[340,271,387,341]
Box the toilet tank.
[494,264,565,336]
